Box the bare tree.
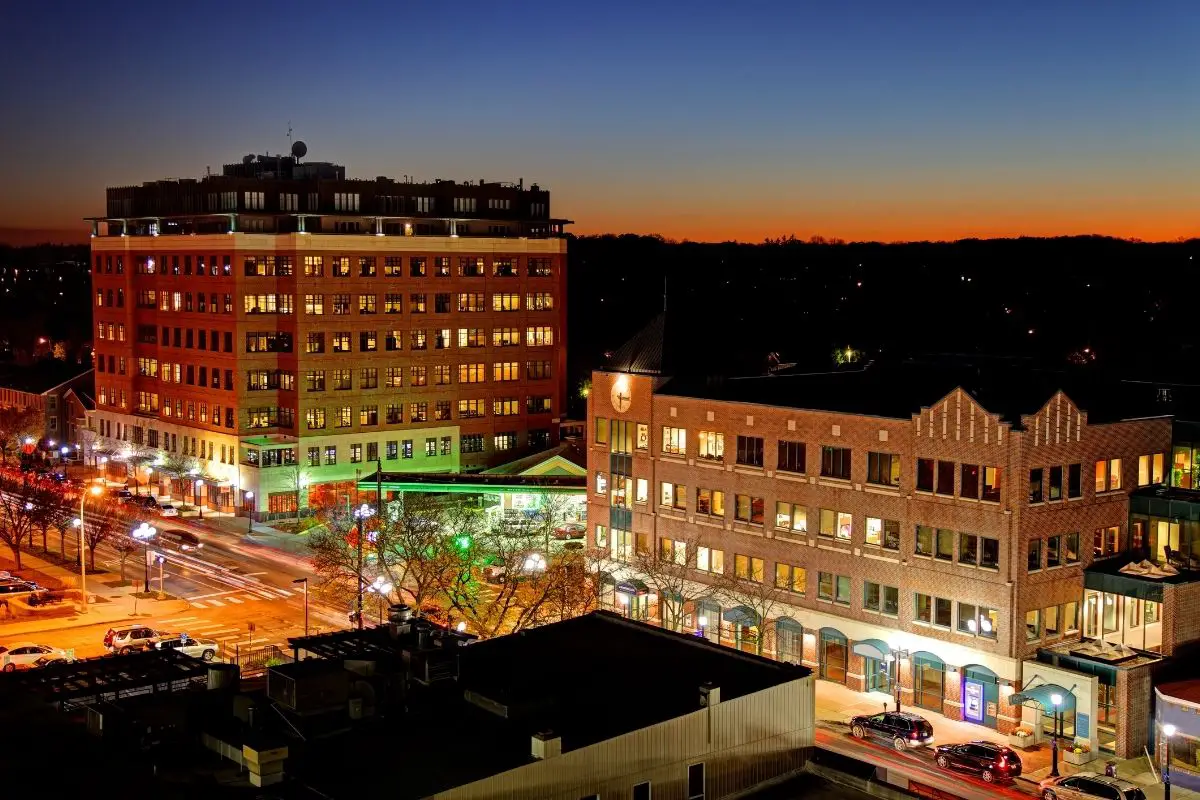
[81,498,136,571]
[716,563,793,656]
[306,507,361,609]
[443,514,562,638]
[156,453,198,505]
[374,493,475,613]
[542,546,601,622]
[121,444,157,495]
[25,482,67,555]
[0,478,40,568]
[112,535,139,583]
[279,464,310,522]
[631,532,716,632]
[0,407,41,465]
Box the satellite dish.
[242,154,255,164]
[291,140,307,159]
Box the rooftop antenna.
[287,121,293,148]
[662,275,668,314]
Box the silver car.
[1041,772,1147,800]
[156,634,219,661]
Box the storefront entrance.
[865,657,889,693]
[697,599,722,644]
[962,666,1000,729]
[912,652,946,713]
[615,579,649,621]
[819,628,848,683]
[775,618,803,664]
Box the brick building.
[87,148,568,516]
[0,362,94,447]
[587,348,1180,749]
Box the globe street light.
[1164,723,1177,800]
[368,576,393,624]
[1050,693,1063,777]
[245,491,254,533]
[132,522,157,589]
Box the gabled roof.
[481,441,587,477]
[606,312,664,375]
[0,362,93,395]
[63,387,94,411]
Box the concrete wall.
[1019,659,1100,753]
[432,675,815,800]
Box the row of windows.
[98,420,226,466]
[301,397,548,429]
[300,292,553,314]
[121,253,554,279]
[601,422,1006,500]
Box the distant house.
[0,362,94,446]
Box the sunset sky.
[3,0,1198,243]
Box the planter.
[1064,749,1095,766]
[1009,733,1041,749]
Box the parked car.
[161,528,202,551]
[104,626,164,654]
[0,581,39,595]
[133,495,160,510]
[31,654,73,669]
[158,503,180,517]
[1041,773,1147,800]
[849,711,935,751]
[933,741,1022,783]
[552,522,586,540]
[0,643,68,671]
[156,634,219,661]
[110,488,134,503]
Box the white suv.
[104,626,163,654]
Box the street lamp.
[1164,723,1177,800]
[352,503,376,630]
[1050,693,1063,777]
[132,522,157,590]
[245,491,254,533]
[72,484,103,612]
[368,576,393,624]
[293,577,309,637]
[155,553,166,599]
[884,654,898,712]
[188,467,203,519]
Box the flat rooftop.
[294,612,808,798]
[1158,678,1200,707]
[655,357,1192,427]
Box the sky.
[1,0,1198,243]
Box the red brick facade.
[588,369,1172,732]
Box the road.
[816,722,1038,800]
[6,515,349,661]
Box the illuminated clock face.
[610,379,632,413]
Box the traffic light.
[454,534,472,551]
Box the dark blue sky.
[3,0,1197,241]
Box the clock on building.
[610,377,632,413]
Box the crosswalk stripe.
[242,595,260,602]
[158,616,200,624]
[191,600,208,608]
[226,597,243,604]
[272,588,292,597]
[206,599,225,607]
[181,623,230,633]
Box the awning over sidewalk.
[723,605,759,626]
[851,638,891,661]
[1010,682,1077,711]
[614,578,648,596]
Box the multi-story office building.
[87,150,568,516]
[588,353,1176,749]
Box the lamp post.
[98,455,108,477]
[132,522,156,590]
[293,577,309,636]
[71,484,104,612]
[245,491,254,533]
[1050,693,1063,777]
[156,553,166,599]
[1164,723,1176,800]
[884,654,898,711]
[352,503,375,631]
[368,576,393,624]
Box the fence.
[232,643,293,676]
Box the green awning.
[852,638,891,661]
[1010,682,1076,711]
[615,578,648,595]
[723,605,759,626]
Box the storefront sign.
[1077,713,1090,738]
[964,679,984,723]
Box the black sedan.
[933,741,1022,783]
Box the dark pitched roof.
[606,311,664,375]
[0,362,92,395]
[656,356,1186,428]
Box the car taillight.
[911,730,920,739]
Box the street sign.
[247,622,256,633]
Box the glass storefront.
[912,652,945,712]
[776,618,803,664]
[864,656,889,693]
[819,629,847,683]
[1083,589,1162,652]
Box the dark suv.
[850,711,935,751]
[934,741,1022,783]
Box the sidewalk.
[813,680,1198,798]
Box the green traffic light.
[455,535,471,550]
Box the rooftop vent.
[531,730,561,760]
